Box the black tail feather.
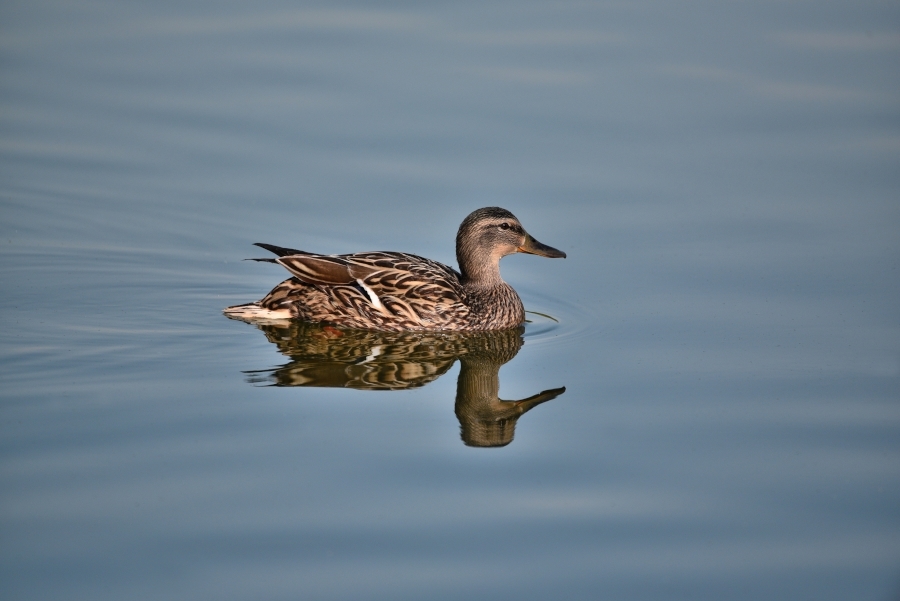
[245,258,279,263]
[254,242,309,257]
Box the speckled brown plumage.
[224,207,565,331]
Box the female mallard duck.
[224,207,565,331]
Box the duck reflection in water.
[237,320,565,447]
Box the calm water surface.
[1,1,899,600]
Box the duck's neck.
[457,247,504,290]
[457,257,524,328]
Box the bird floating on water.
[224,207,565,331]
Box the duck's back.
[253,251,479,331]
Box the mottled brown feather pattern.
[225,207,564,331]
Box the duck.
[223,207,565,331]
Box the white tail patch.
[356,279,385,311]
[223,303,293,325]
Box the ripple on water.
[520,286,599,348]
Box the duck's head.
[456,207,565,284]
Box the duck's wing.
[277,251,467,326]
[275,254,375,285]
[345,252,462,289]
[275,251,457,285]
[348,253,469,326]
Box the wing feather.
[276,255,373,285]
[265,249,469,328]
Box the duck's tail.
[245,241,315,265]
[223,302,294,324]
[253,242,310,257]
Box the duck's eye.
[499,222,510,230]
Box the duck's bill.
[518,234,566,258]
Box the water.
[1,1,899,599]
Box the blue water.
[1,1,899,599]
